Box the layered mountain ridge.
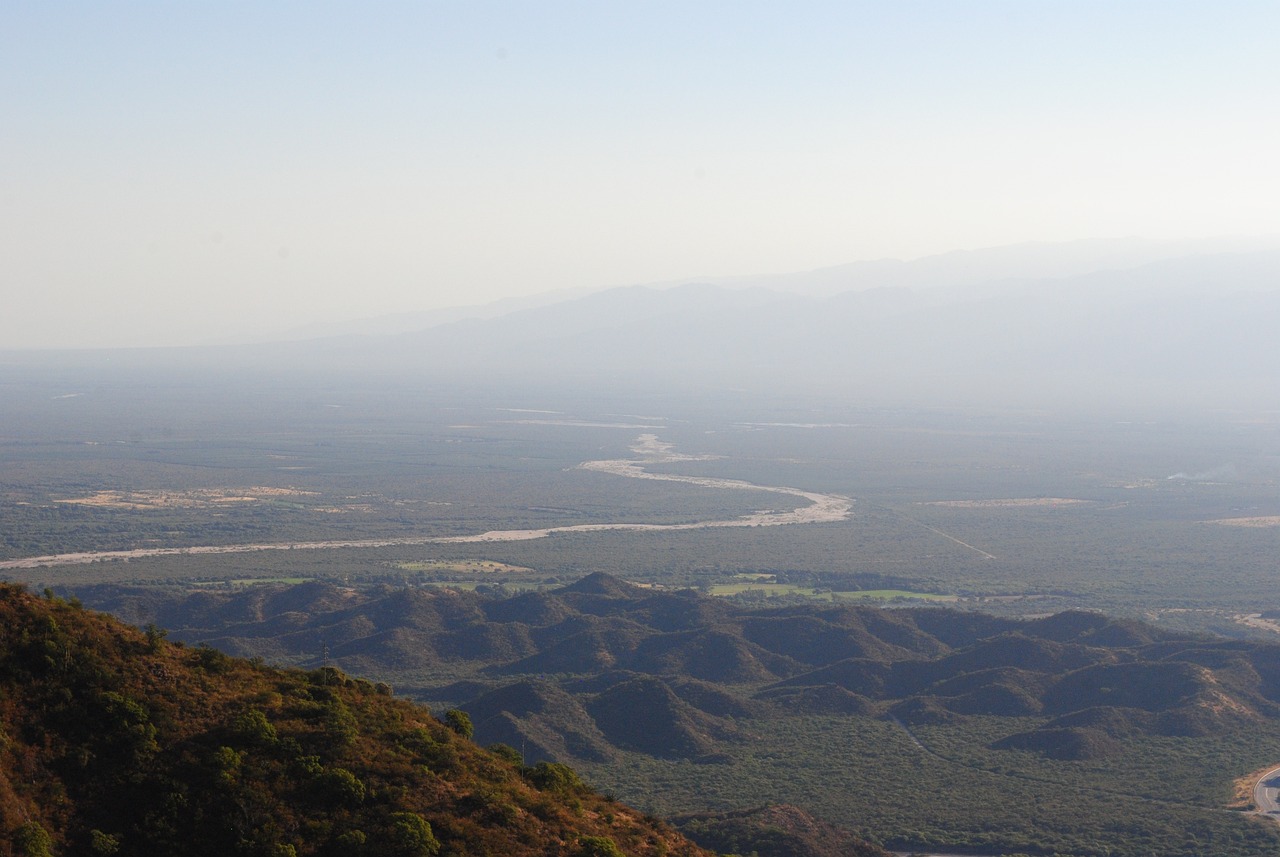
[76,574,1280,764]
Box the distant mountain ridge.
[274,234,1280,337]
[361,246,1280,407]
[8,237,1279,410]
[673,235,1280,298]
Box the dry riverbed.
[0,435,852,570]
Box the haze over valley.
[6,291,1280,853]
[6,2,1280,854]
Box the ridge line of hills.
[8,239,1280,411]
[53,573,1280,856]
[74,573,1280,764]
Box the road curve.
[0,435,852,571]
[1254,765,1280,819]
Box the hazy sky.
[4,1,1280,348]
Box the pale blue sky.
[4,1,1279,347]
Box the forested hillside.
[0,584,710,857]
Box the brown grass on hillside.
[1231,766,1275,810]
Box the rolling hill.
[75,575,1280,760]
[70,574,1280,856]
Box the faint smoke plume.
[1167,464,1238,482]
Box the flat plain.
[5,365,1280,637]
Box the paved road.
[1254,765,1280,819]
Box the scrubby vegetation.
[62,574,1280,856]
[674,804,891,857]
[0,584,709,857]
[11,381,1280,856]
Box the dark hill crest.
[993,726,1124,760]
[1043,661,1215,714]
[66,580,1280,762]
[629,589,734,631]
[741,613,915,666]
[463,680,616,764]
[1023,610,1165,647]
[482,590,574,626]
[585,675,743,760]
[560,571,646,598]
[630,627,799,683]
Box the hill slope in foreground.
[0,583,714,857]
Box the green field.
[708,582,956,602]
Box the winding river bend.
[0,435,852,571]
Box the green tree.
[89,830,121,855]
[96,691,159,765]
[383,812,440,857]
[144,623,168,652]
[14,822,53,857]
[576,835,625,857]
[488,742,524,766]
[232,708,278,747]
[527,761,586,795]
[444,709,473,740]
[311,767,367,807]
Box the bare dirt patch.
[55,487,319,510]
[1232,768,1268,810]
[1205,516,1280,528]
[1234,614,1280,635]
[1233,764,1280,811]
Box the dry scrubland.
[64,573,1280,857]
[7,373,1280,855]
